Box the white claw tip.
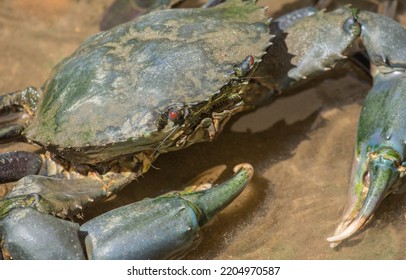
[233,163,254,175]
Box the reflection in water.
[231,88,322,133]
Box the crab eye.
[168,109,181,121]
[167,107,186,124]
[156,106,188,130]
[246,55,255,66]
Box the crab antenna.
[149,125,179,161]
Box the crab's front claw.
[327,148,400,246]
[0,164,253,259]
[1,207,86,259]
[328,72,406,246]
[81,163,253,260]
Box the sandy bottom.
[1,0,406,259]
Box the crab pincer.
[0,164,253,259]
[322,8,406,245]
[81,163,253,259]
[327,72,406,246]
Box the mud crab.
[1,0,406,259]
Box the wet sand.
[1,0,406,259]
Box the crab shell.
[23,0,271,165]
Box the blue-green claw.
[327,72,406,245]
[81,163,253,259]
[0,208,85,260]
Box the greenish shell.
[24,0,271,164]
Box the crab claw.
[0,164,253,259]
[81,163,254,259]
[327,148,400,245]
[327,72,406,246]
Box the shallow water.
[1,0,406,259]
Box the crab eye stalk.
[155,106,188,130]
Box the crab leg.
[0,150,98,184]
[326,71,406,244]
[255,7,406,244]
[324,9,406,245]
[0,87,41,116]
[0,151,42,183]
[1,171,136,219]
[0,164,253,260]
[299,8,406,244]
[0,148,152,214]
[0,87,42,141]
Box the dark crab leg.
[0,150,91,184]
[0,87,41,116]
[0,170,137,220]
[0,123,25,141]
[0,164,253,260]
[0,148,148,206]
[0,151,42,183]
[0,87,42,141]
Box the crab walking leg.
[0,123,25,140]
[1,171,137,219]
[0,164,253,260]
[0,87,42,141]
[0,149,149,210]
[0,151,42,183]
[0,150,96,184]
[0,87,41,116]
